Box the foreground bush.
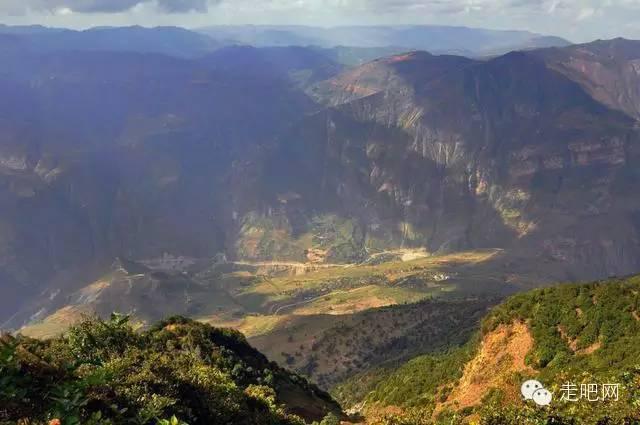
[0,314,341,425]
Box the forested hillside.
[0,315,342,425]
[7,275,640,424]
[335,275,640,424]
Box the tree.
[320,412,340,425]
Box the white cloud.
[55,7,74,15]
[1,0,640,42]
[576,7,595,20]
[0,0,214,14]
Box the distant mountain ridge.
[198,25,570,57]
[0,24,222,58]
[0,23,570,59]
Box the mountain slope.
[337,274,640,424]
[1,315,343,424]
[0,25,222,58]
[535,38,640,121]
[18,258,240,338]
[201,45,343,87]
[4,38,640,347]
[20,249,509,344]
[249,297,494,389]
[253,46,640,282]
[308,51,474,106]
[0,45,323,324]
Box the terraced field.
[201,249,507,326]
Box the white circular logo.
[532,388,553,406]
[521,379,544,400]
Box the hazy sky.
[1,0,640,42]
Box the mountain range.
[0,24,639,331]
[0,23,570,60]
[198,25,570,57]
[1,20,640,424]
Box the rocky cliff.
[3,39,640,327]
[248,46,640,280]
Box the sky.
[1,0,640,42]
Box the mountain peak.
[379,50,433,63]
[535,38,640,119]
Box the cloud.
[0,0,215,14]
[55,0,146,13]
[2,0,639,18]
[2,0,640,42]
[576,6,595,20]
[157,0,212,13]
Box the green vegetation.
[336,275,640,424]
[310,215,366,263]
[485,275,640,373]
[242,249,498,311]
[252,298,493,389]
[235,212,308,261]
[9,268,640,425]
[234,212,369,263]
[477,275,640,424]
[0,314,341,425]
[333,337,479,410]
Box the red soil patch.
[438,321,535,411]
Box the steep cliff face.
[3,39,640,326]
[0,47,327,321]
[250,47,640,279]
